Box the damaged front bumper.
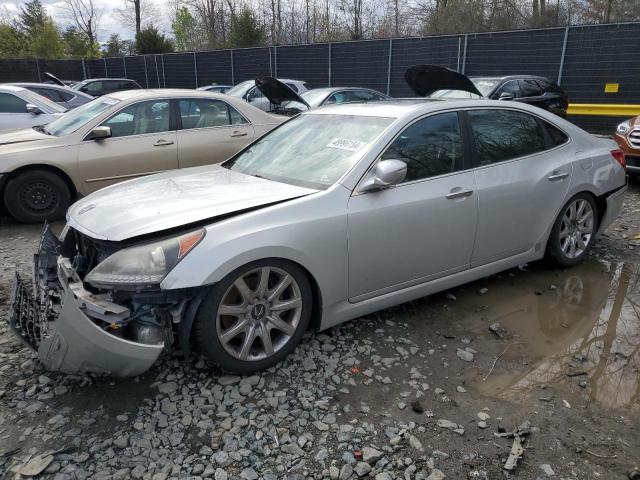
[9,225,165,377]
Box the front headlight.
[617,120,631,135]
[85,229,205,288]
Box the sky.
[0,0,171,42]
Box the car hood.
[0,127,50,146]
[405,65,483,97]
[67,165,319,242]
[43,71,66,86]
[255,77,310,108]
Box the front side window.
[247,87,264,102]
[84,81,103,94]
[224,114,393,190]
[45,97,118,136]
[467,109,547,165]
[101,100,170,137]
[381,112,463,182]
[494,80,520,98]
[518,79,543,97]
[178,99,248,129]
[0,92,27,113]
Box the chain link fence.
[2,22,639,133]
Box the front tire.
[547,193,598,267]
[3,169,71,223]
[194,259,313,374]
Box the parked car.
[11,83,93,109]
[0,89,284,223]
[198,85,233,93]
[226,78,309,111]
[0,85,66,131]
[613,116,640,174]
[254,78,391,115]
[71,78,143,97]
[407,65,569,117]
[9,99,627,377]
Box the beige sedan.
[0,89,285,223]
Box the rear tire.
[546,192,598,267]
[3,169,71,223]
[194,259,313,374]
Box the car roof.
[12,82,67,89]
[0,84,27,92]
[106,89,238,101]
[83,78,138,82]
[306,87,382,94]
[470,75,552,82]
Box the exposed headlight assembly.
[85,229,205,288]
[617,120,631,135]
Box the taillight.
[611,149,626,169]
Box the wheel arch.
[3,163,78,201]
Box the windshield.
[21,90,66,113]
[44,97,119,136]
[224,113,393,190]
[431,78,499,99]
[225,81,253,98]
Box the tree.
[228,8,265,47]
[30,20,65,58]
[63,26,99,57]
[103,33,133,56]
[18,0,47,36]
[172,6,200,51]
[60,0,101,47]
[0,23,26,57]
[136,24,174,53]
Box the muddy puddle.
[456,259,640,413]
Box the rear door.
[466,108,573,266]
[176,97,255,168]
[77,99,177,193]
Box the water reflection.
[470,260,640,413]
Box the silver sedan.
[10,100,627,376]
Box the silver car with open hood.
[9,99,627,376]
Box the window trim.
[462,107,572,170]
[175,97,251,132]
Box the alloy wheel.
[215,266,303,361]
[559,198,594,259]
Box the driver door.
[77,99,178,194]
[347,111,478,300]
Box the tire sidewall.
[194,258,313,374]
[4,170,71,223]
[548,193,598,267]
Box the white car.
[226,78,308,112]
[0,85,66,131]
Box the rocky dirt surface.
[0,181,639,480]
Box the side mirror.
[26,104,43,115]
[89,126,111,140]
[498,92,515,101]
[359,159,407,193]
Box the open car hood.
[67,165,318,242]
[405,65,483,97]
[255,77,310,108]
[43,72,66,87]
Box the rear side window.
[518,79,543,97]
[467,109,547,165]
[0,92,27,113]
[542,120,569,147]
[178,98,248,129]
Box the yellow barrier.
[567,104,640,117]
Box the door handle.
[547,171,569,181]
[154,139,174,147]
[230,131,248,138]
[445,189,473,199]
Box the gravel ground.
[0,181,639,480]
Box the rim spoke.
[239,325,257,360]
[576,200,585,218]
[568,203,577,221]
[234,277,253,303]
[267,314,296,336]
[578,210,593,225]
[256,267,270,298]
[576,234,587,249]
[272,297,302,312]
[578,224,592,233]
[267,274,292,302]
[259,325,274,355]
[218,304,246,317]
[220,318,249,343]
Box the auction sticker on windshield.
[326,138,366,152]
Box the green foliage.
[228,9,265,48]
[136,25,174,54]
[18,0,48,36]
[172,7,200,51]
[103,33,134,57]
[30,20,65,59]
[0,23,26,58]
[63,26,100,59]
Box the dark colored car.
[406,65,569,117]
[71,78,143,97]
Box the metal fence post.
[161,55,166,87]
[557,26,570,85]
[82,58,87,79]
[457,37,462,72]
[386,39,393,96]
[123,56,127,78]
[154,55,160,87]
[193,52,198,87]
[274,46,278,77]
[143,56,149,88]
[461,34,468,74]
[230,50,235,85]
[328,43,332,87]
[269,47,273,77]
[35,58,41,82]
[104,58,108,76]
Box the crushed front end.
[9,224,205,377]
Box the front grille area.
[626,156,640,168]
[62,228,120,280]
[629,129,640,149]
[10,273,59,350]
